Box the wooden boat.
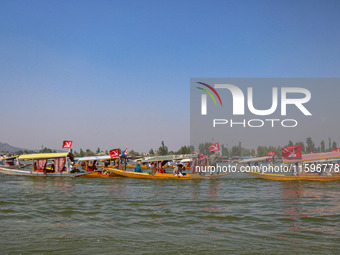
[104,167,230,179]
[74,155,120,177]
[0,153,96,177]
[247,171,340,181]
[0,167,92,177]
[125,164,150,169]
[104,154,230,179]
[245,151,340,181]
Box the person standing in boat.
[173,164,179,176]
[209,151,218,173]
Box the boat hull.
[104,167,230,179]
[80,171,120,177]
[247,171,340,181]
[0,167,98,177]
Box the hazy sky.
[0,0,339,152]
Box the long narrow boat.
[74,155,120,177]
[246,171,340,181]
[104,154,230,179]
[104,168,229,179]
[245,151,340,181]
[0,153,97,177]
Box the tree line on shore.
[7,137,338,158]
[147,137,338,157]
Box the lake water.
[1,173,339,254]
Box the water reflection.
[207,179,221,200]
[280,182,340,235]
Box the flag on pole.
[109,149,120,158]
[267,151,276,156]
[282,145,302,159]
[208,142,220,153]
[62,140,73,149]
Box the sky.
[0,0,339,153]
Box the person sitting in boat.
[178,164,185,176]
[173,164,184,176]
[87,160,98,171]
[159,161,167,174]
[134,162,143,173]
[69,162,80,173]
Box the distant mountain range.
[0,142,26,153]
[0,142,66,153]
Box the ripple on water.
[1,176,340,254]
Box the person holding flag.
[209,151,218,170]
[208,142,220,172]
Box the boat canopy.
[239,156,272,163]
[141,154,198,163]
[0,155,18,161]
[18,152,72,160]
[240,156,252,159]
[75,155,112,162]
[283,151,340,163]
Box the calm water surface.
[0,173,339,254]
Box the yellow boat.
[74,155,120,177]
[245,151,340,181]
[125,164,150,169]
[104,167,230,179]
[104,154,230,179]
[81,171,118,178]
[247,171,340,181]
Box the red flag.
[208,142,220,152]
[62,140,73,149]
[124,148,127,155]
[109,149,120,158]
[282,145,302,159]
[191,151,199,154]
[204,155,209,159]
[331,148,340,152]
[199,153,204,160]
[267,151,276,156]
